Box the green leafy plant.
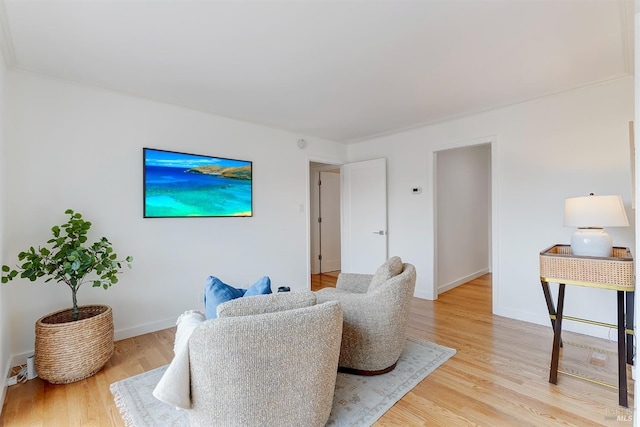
[2,209,133,321]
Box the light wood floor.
[0,274,634,426]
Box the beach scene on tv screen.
[144,149,252,217]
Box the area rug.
[110,337,456,427]
[558,337,620,387]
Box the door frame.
[434,143,492,294]
[428,135,498,311]
[306,155,344,289]
[310,164,342,274]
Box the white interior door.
[341,158,387,273]
[319,171,341,272]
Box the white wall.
[0,45,8,407]
[633,10,639,424]
[4,71,347,360]
[436,144,491,293]
[348,77,634,338]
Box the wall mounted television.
[143,148,252,218]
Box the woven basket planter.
[35,304,114,384]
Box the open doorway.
[434,142,492,302]
[310,162,341,290]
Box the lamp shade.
[563,194,629,228]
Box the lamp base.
[570,228,613,257]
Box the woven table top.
[539,245,635,291]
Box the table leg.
[625,291,634,365]
[541,280,562,348]
[617,291,628,407]
[549,283,565,384]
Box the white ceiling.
[0,0,634,143]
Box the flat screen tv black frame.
[143,147,253,218]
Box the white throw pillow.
[368,256,403,292]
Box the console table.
[539,244,635,407]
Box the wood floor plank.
[0,273,633,426]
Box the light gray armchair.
[187,292,343,427]
[315,258,416,375]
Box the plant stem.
[72,288,78,321]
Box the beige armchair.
[315,257,416,375]
[187,292,343,427]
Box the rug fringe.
[109,339,455,426]
[110,382,139,427]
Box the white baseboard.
[493,305,615,340]
[413,290,436,300]
[0,358,10,414]
[9,317,178,368]
[438,268,490,294]
[493,305,549,327]
[114,317,177,342]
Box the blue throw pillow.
[204,276,245,319]
[244,276,272,297]
[203,276,272,319]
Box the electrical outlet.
[589,352,607,367]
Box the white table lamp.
[563,194,629,257]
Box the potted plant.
[2,209,133,384]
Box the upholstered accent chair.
[187,292,343,427]
[315,257,417,375]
